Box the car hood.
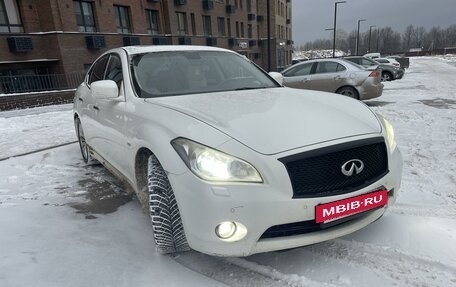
[146,88,382,155]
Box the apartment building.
[0,0,292,93]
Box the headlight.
[382,118,397,151]
[171,138,263,183]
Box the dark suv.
[344,56,404,81]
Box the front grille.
[279,137,388,198]
[260,208,380,239]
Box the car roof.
[121,45,233,55]
[283,57,364,72]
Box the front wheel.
[336,86,359,99]
[75,117,93,164]
[147,155,190,254]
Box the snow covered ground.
[1,57,455,287]
[0,104,75,160]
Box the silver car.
[281,59,383,100]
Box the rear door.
[282,62,315,89]
[310,61,347,92]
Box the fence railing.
[0,73,85,94]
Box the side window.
[283,63,313,77]
[88,55,109,85]
[336,64,346,72]
[105,54,123,88]
[361,58,374,66]
[315,61,339,74]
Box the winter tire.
[336,86,359,99]
[147,155,190,254]
[381,72,393,82]
[75,117,94,164]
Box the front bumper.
[169,138,403,257]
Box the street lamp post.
[376,27,380,52]
[368,25,376,52]
[332,1,346,58]
[355,19,366,56]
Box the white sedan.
[73,46,403,257]
[375,57,402,68]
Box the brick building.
[0,0,292,93]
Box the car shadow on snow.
[364,101,395,107]
[383,84,428,91]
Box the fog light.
[215,221,248,242]
[216,221,236,239]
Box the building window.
[247,0,252,12]
[190,13,196,35]
[247,24,252,38]
[114,5,131,34]
[0,0,23,33]
[227,18,231,37]
[176,12,187,35]
[202,15,212,36]
[235,21,239,37]
[74,1,96,32]
[145,9,159,34]
[217,17,225,36]
[240,22,244,38]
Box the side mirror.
[269,72,284,85]
[91,80,119,99]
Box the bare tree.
[298,24,456,54]
[444,25,456,47]
[403,25,414,50]
[411,26,426,49]
[425,26,444,50]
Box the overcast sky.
[292,0,456,45]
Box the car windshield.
[131,51,279,98]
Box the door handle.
[78,97,83,102]
[301,78,308,82]
[93,105,99,111]
[334,76,341,80]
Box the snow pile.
[293,49,346,60]
[439,54,456,66]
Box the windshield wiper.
[235,86,268,91]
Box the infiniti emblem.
[341,159,364,176]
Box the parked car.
[375,57,401,68]
[344,56,404,81]
[281,58,383,100]
[291,58,309,65]
[386,55,410,69]
[73,46,402,257]
[364,52,381,59]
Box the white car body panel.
[73,46,403,257]
[148,88,381,155]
